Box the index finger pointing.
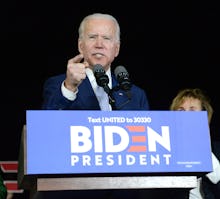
[69,54,84,64]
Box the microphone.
[114,65,132,91]
[93,64,115,108]
[93,64,111,94]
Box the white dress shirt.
[189,152,220,199]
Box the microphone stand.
[103,85,116,110]
[108,90,116,110]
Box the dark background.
[1,0,220,158]
[1,0,220,197]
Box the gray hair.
[78,13,120,42]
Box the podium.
[18,110,213,199]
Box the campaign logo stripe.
[126,126,145,132]
[131,136,146,142]
[127,145,147,152]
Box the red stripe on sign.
[127,145,147,152]
[0,161,18,172]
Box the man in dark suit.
[41,13,149,199]
[42,13,149,111]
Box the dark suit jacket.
[202,140,220,199]
[42,73,150,110]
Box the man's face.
[78,18,120,70]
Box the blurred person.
[170,88,220,199]
[6,193,13,199]
[0,168,7,199]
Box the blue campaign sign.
[26,110,213,175]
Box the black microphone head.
[93,64,109,87]
[114,65,132,91]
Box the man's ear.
[78,39,83,54]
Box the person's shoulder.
[212,140,220,160]
[43,73,66,88]
[131,83,146,92]
[0,172,7,199]
[45,73,66,82]
[47,73,66,80]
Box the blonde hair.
[170,88,213,124]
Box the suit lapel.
[77,77,100,109]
